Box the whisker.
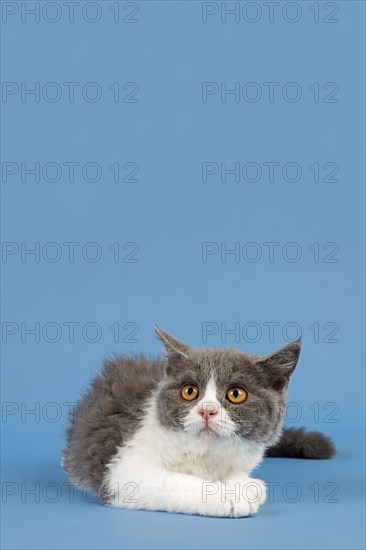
[223,432,232,471]
[233,432,245,454]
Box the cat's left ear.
[257,339,301,390]
[154,325,190,360]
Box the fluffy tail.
[266,428,336,459]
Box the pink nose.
[199,407,218,422]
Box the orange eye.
[226,387,247,404]
[181,385,199,401]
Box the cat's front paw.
[200,478,266,518]
[226,477,266,517]
[242,477,266,515]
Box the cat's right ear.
[154,325,190,362]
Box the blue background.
[1,1,365,548]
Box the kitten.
[62,325,335,517]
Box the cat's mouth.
[184,420,230,438]
[201,423,216,435]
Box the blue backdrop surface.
[1,1,365,549]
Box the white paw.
[200,477,266,518]
[225,477,266,517]
[242,477,266,515]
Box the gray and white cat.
[62,326,335,517]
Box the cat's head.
[155,326,301,446]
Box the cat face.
[155,326,301,446]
